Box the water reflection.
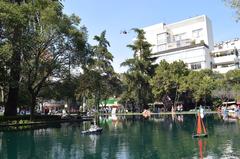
[0,115,239,159]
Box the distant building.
[142,15,240,73]
[143,15,213,70]
[211,38,240,73]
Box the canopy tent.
[100,98,121,108]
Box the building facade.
[142,15,239,73]
[211,39,240,73]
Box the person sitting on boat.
[89,121,99,131]
[199,105,204,119]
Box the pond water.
[0,114,240,159]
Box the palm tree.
[90,30,115,111]
[121,28,156,111]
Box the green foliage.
[224,0,240,21]
[225,69,240,100]
[151,60,189,105]
[75,30,119,111]
[185,69,216,104]
[0,0,89,117]
[19,1,87,116]
[121,28,156,110]
[151,60,220,108]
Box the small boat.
[192,112,208,138]
[81,127,103,135]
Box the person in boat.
[199,105,204,118]
[89,121,99,131]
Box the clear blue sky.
[63,0,240,73]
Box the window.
[191,62,201,70]
[192,28,203,38]
[173,33,186,42]
[157,33,168,44]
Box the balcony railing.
[212,55,238,64]
[213,65,238,73]
[156,39,193,52]
[167,39,192,49]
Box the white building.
[143,15,214,70]
[211,39,240,73]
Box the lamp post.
[0,86,3,103]
[64,103,68,114]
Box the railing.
[213,65,238,73]
[212,55,238,64]
[156,39,193,52]
[167,39,192,49]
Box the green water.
[0,114,240,159]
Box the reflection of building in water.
[99,115,123,129]
[109,115,119,128]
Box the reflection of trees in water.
[1,131,42,159]
[2,132,17,159]
[123,117,194,158]
[0,115,239,158]
[206,120,240,158]
[50,123,82,159]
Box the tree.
[0,0,64,116]
[92,30,115,111]
[0,41,11,104]
[0,0,87,118]
[121,28,156,111]
[20,5,87,118]
[76,30,116,112]
[184,69,216,106]
[150,60,171,100]
[150,60,189,110]
[0,0,29,116]
[224,0,240,21]
[225,69,240,100]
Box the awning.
[222,101,236,105]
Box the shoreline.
[99,111,219,116]
[0,111,219,130]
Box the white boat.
[81,127,103,135]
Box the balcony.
[167,39,192,49]
[154,39,208,55]
[212,55,238,64]
[213,65,238,73]
[156,39,193,52]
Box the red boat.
[192,112,208,138]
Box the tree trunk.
[96,90,100,112]
[4,27,21,116]
[173,86,179,107]
[30,93,37,121]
